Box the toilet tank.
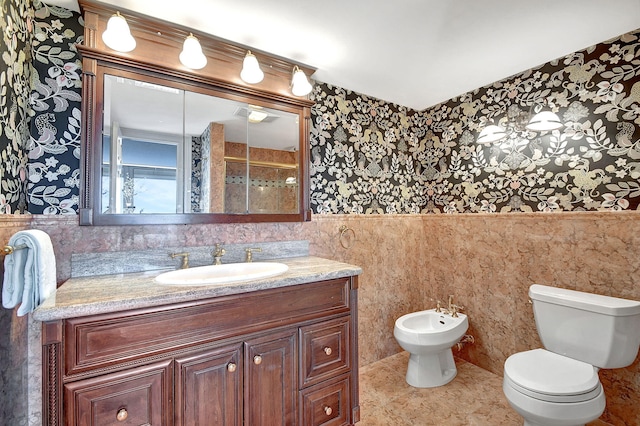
[529,284,640,369]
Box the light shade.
[526,110,563,131]
[477,124,507,144]
[240,51,264,84]
[102,12,136,52]
[291,66,312,96]
[179,34,207,70]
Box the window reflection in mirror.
[101,73,301,216]
[102,75,184,214]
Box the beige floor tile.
[358,352,610,426]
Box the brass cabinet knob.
[323,346,332,356]
[253,355,262,365]
[116,408,128,421]
[324,406,332,416]
[227,362,237,372]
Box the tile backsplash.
[70,240,309,277]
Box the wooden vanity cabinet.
[42,277,359,426]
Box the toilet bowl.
[503,285,640,426]
[503,349,605,426]
[394,309,468,387]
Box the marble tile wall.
[422,211,640,426]
[1,211,639,424]
[0,216,38,426]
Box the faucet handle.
[170,252,190,269]
[450,304,464,318]
[245,247,262,263]
[435,300,442,313]
[212,244,226,265]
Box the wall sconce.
[525,107,563,131]
[291,66,312,96]
[240,51,264,84]
[179,33,207,69]
[477,123,508,144]
[102,12,136,52]
[477,99,563,144]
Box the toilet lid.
[504,349,601,403]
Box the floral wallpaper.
[310,28,640,214]
[1,1,638,216]
[27,1,82,214]
[0,0,33,214]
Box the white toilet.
[394,308,469,387]
[503,284,640,426]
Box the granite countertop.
[33,256,362,322]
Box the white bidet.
[394,308,469,387]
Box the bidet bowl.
[393,308,470,388]
[394,309,469,353]
[155,262,288,286]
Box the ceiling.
[47,0,640,111]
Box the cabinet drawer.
[64,360,172,426]
[300,317,350,388]
[300,374,351,426]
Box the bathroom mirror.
[80,63,311,225]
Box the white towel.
[2,230,56,316]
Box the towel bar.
[3,244,28,255]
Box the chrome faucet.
[170,252,190,269]
[245,247,262,262]
[212,243,226,265]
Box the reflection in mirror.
[102,75,184,214]
[247,105,299,213]
[101,74,301,216]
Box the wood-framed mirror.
[77,1,314,225]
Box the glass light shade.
[102,13,136,52]
[526,110,563,131]
[291,67,312,96]
[477,124,507,144]
[240,51,264,84]
[179,34,207,69]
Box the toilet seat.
[504,349,602,403]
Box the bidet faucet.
[212,243,225,265]
[170,252,190,269]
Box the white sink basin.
[155,262,289,286]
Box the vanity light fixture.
[102,12,136,52]
[477,123,507,144]
[179,33,207,69]
[240,50,264,84]
[291,66,313,96]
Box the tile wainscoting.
[0,211,638,424]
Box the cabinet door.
[64,360,172,426]
[175,344,243,426]
[245,331,297,426]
